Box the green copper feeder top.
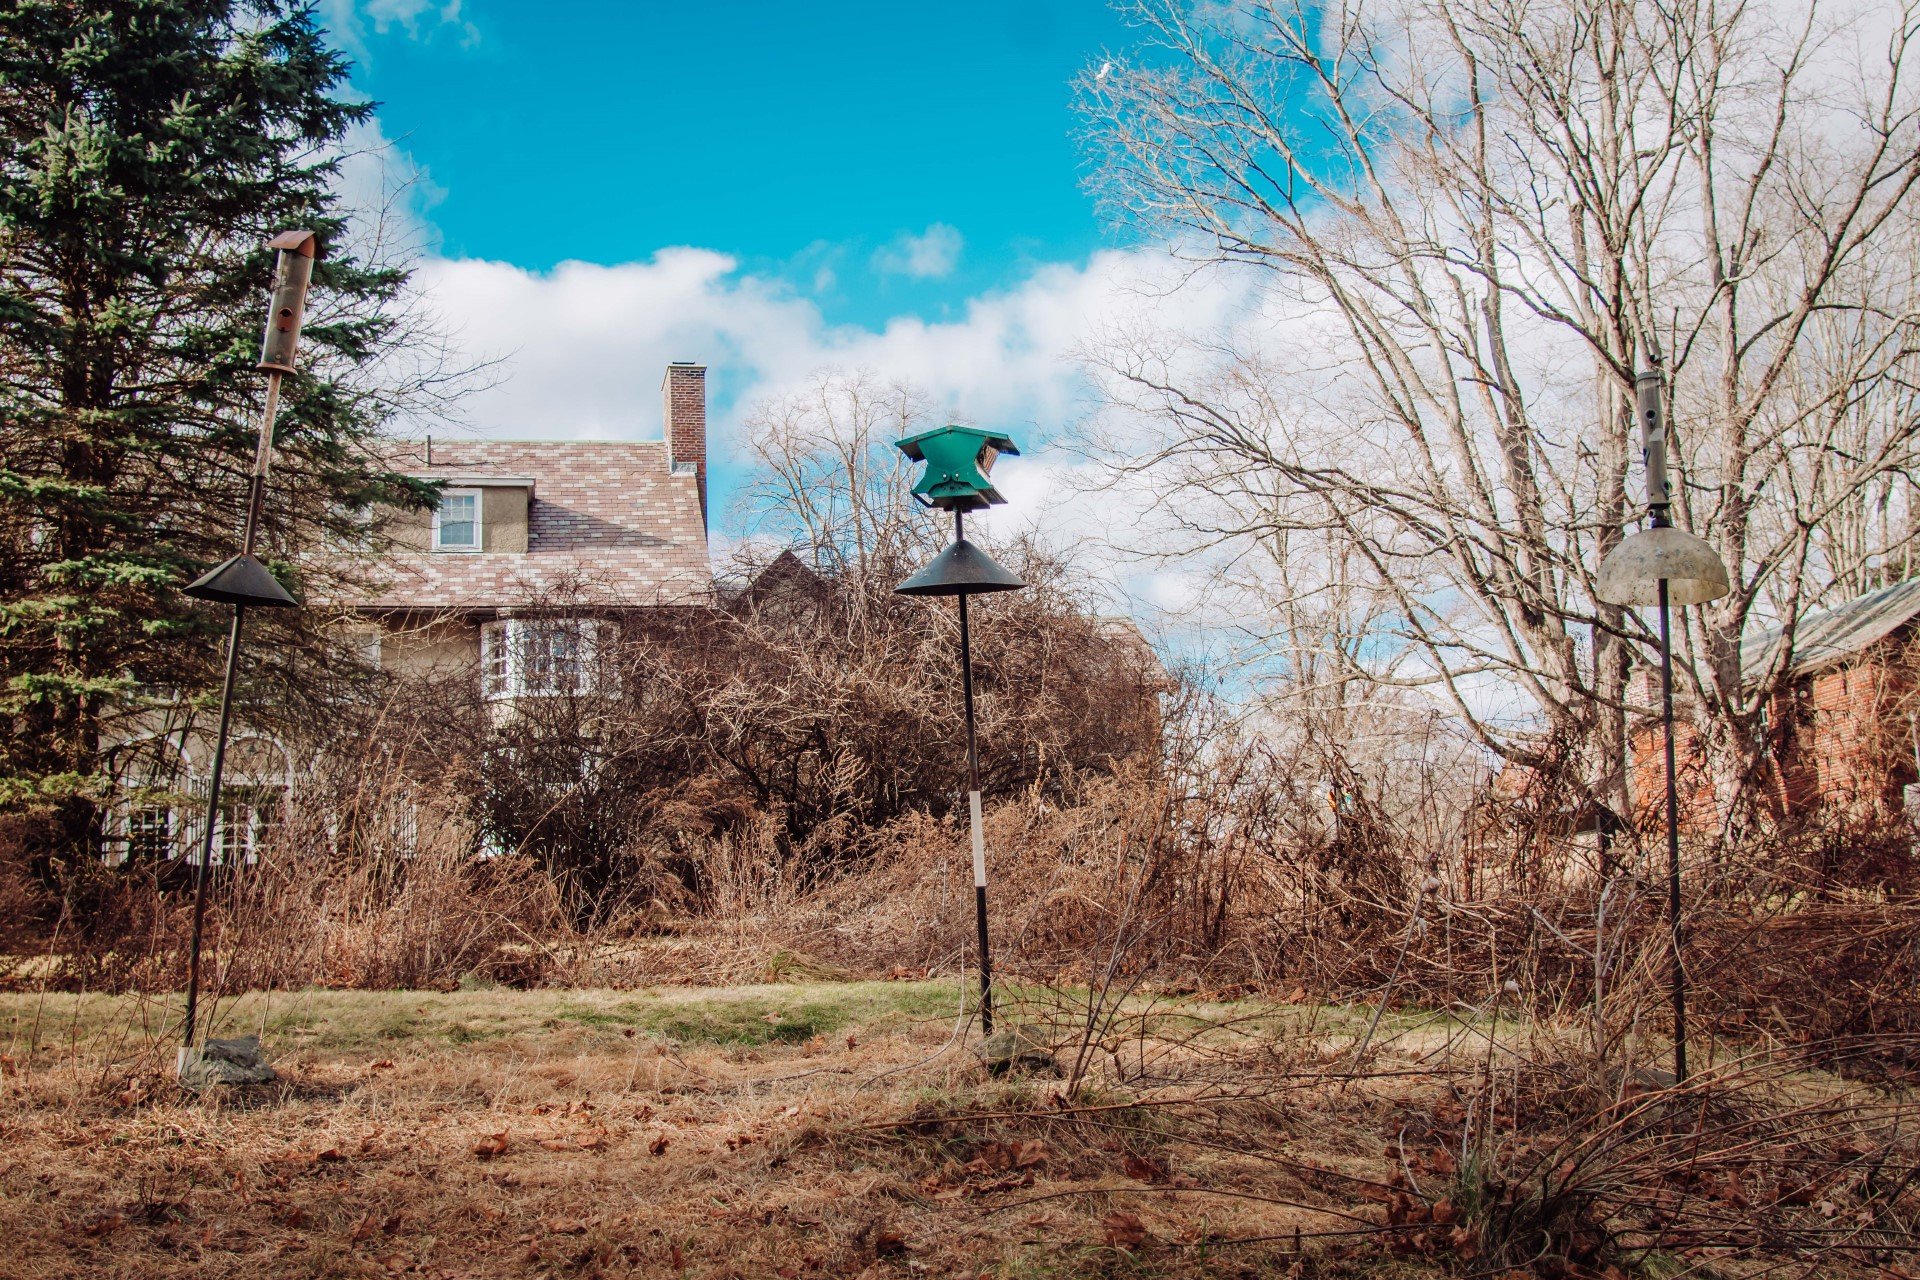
[896,425,1021,513]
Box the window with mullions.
[126,806,177,862]
[480,619,610,699]
[213,786,283,865]
[433,489,481,552]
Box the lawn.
[0,981,1906,1278]
[0,981,1436,1279]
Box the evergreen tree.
[0,0,431,882]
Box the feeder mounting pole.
[955,508,994,1034]
[179,232,315,1074]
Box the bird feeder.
[1591,363,1729,1085]
[176,229,316,1084]
[897,425,1021,513]
[894,426,1028,1035]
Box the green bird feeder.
[897,425,1021,513]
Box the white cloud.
[319,0,479,55]
[405,244,1249,456]
[872,223,964,279]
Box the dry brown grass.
[4,981,1917,1280]
[0,982,1395,1280]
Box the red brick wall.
[1629,641,1918,827]
[1769,657,1915,819]
[662,362,707,523]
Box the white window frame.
[480,619,610,700]
[123,804,178,865]
[432,488,483,553]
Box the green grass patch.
[0,979,971,1061]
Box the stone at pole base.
[178,1034,278,1088]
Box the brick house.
[1631,576,1920,827]
[107,362,715,866]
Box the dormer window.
[433,489,482,552]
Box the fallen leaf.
[83,1211,127,1238]
[472,1131,511,1160]
[546,1218,589,1235]
[1010,1140,1048,1169]
[1122,1153,1167,1183]
[1101,1211,1150,1250]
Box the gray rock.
[971,1025,1059,1077]
[179,1034,277,1088]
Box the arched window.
[218,736,292,866]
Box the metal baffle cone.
[182,553,299,608]
[1594,527,1730,607]
[895,539,1027,597]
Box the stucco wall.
[482,486,529,553]
[381,485,529,554]
[378,617,482,682]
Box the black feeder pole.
[1594,362,1729,1085]
[895,426,1026,1035]
[176,230,316,1077]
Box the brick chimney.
[662,361,707,524]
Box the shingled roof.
[355,439,712,611]
[1740,575,1920,679]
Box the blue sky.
[329,0,1140,331]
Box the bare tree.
[1081,0,1920,823]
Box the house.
[1630,576,1920,827]
[354,362,713,697]
[105,362,716,866]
